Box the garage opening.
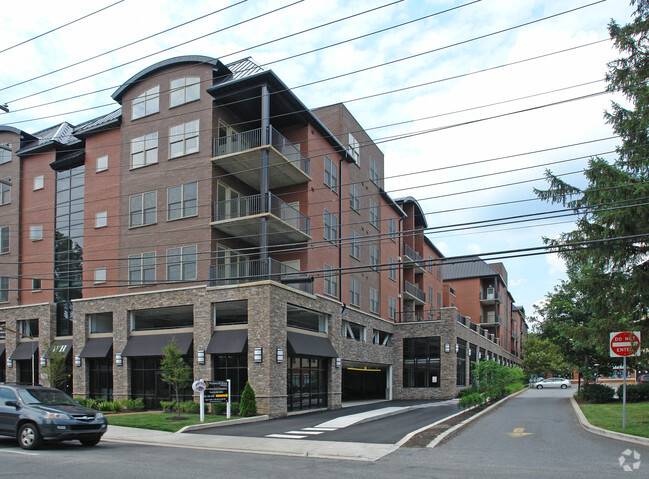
[342,362,390,401]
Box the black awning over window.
[46,339,73,358]
[10,342,38,360]
[121,333,193,357]
[205,329,247,355]
[79,337,113,359]
[287,331,338,358]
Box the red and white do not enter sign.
[610,331,641,357]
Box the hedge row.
[75,397,145,412]
[617,382,649,403]
[160,400,240,416]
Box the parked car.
[532,378,571,389]
[637,373,649,383]
[0,384,107,450]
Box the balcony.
[403,244,426,273]
[479,287,501,304]
[209,257,313,294]
[403,280,426,304]
[480,314,502,328]
[212,126,311,189]
[211,192,311,245]
[401,309,441,322]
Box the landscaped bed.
[107,413,235,433]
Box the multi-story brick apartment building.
[0,56,525,416]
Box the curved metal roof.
[395,196,428,228]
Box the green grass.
[107,413,234,433]
[579,402,649,439]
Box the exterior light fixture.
[276,348,284,363]
[468,348,472,357]
[75,355,81,367]
[40,356,47,367]
[444,343,450,353]
[197,350,205,365]
[7,358,12,368]
[115,352,123,366]
[455,343,459,353]
[254,347,263,363]
[335,357,341,368]
[478,352,482,360]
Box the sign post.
[203,380,230,418]
[609,332,641,430]
[192,379,206,422]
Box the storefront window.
[403,337,441,388]
[287,356,328,412]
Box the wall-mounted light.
[468,349,472,357]
[335,357,341,368]
[40,356,47,367]
[116,352,123,366]
[197,350,205,365]
[7,358,13,368]
[444,343,450,353]
[75,355,81,367]
[478,352,482,360]
[455,343,459,353]
[254,347,263,363]
[276,348,284,363]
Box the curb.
[178,414,270,433]
[426,387,528,449]
[569,396,649,447]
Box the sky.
[0,0,637,320]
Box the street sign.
[610,332,641,357]
[204,380,229,403]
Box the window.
[170,77,200,107]
[168,182,197,220]
[130,305,193,331]
[389,217,396,242]
[1,179,10,205]
[166,245,197,281]
[388,256,397,281]
[29,225,43,241]
[350,278,360,306]
[370,288,380,314]
[169,120,199,158]
[389,296,397,320]
[429,286,434,304]
[456,339,467,386]
[0,276,8,302]
[287,304,328,333]
[373,330,392,346]
[350,183,360,211]
[130,133,158,169]
[370,156,379,184]
[94,268,106,283]
[128,252,156,285]
[132,86,159,120]
[428,255,434,274]
[323,209,338,242]
[324,155,338,193]
[213,300,248,325]
[437,264,442,280]
[369,200,379,229]
[0,226,8,254]
[17,318,38,337]
[129,191,157,227]
[350,229,360,259]
[96,155,108,173]
[342,320,365,341]
[95,211,107,228]
[323,264,338,297]
[0,143,11,164]
[32,278,41,291]
[348,133,359,164]
[33,175,44,191]
[370,244,379,270]
[89,312,113,333]
[403,337,441,388]
[437,291,442,308]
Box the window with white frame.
[324,155,338,193]
[370,156,379,184]
[95,211,107,228]
[1,179,11,205]
[370,288,380,314]
[96,155,108,173]
[342,320,365,341]
[0,276,8,302]
[369,200,379,229]
[130,132,158,169]
[323,209,338,242]
[370,244,379,270]
[169,119,199,158]
[389,296,397,320]
[33,175,44,191]
[0,226,8,254]
[29,225,43,241]
[388,256,397,281]
[350,229,360,259]
[373,330,392,346]
[0,143,11,164]
[170,77,200,107]
[323,264,338,297]
[168,182,197,220]
[166,245,197,281]
[350,183,360,212]
[389,217,396,242]
[94,268,106,284]
[132,86,159,120]
[348,133,359,164]
[129,191,157,227]
[349,277,360,306]
[128,252,156,285]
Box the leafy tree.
[43,342,68,390]
[473,360,524,400]
[521,334,571,378]
[160,339,193,417]
[239,381,257,417]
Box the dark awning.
[121,333,193,357]
[46,339,73,358]
[79,337,113,359]
[10,342,39,360]
[0,343,5,356]
[287,331,338,358]
[205,329,247,355]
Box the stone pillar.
[112,306,129,401]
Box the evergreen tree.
[239,381,257,417]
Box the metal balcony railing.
[403,244,426,270]
[209,258,313,294]
[404,280,426,303]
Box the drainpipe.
[397,217,403,323]
[260,84,269,269]
[338,156,344,300]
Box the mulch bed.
[400,405,488,448]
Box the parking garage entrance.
[342,362,390,401]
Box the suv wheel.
[18,423,42,450]
[80,436,101,447]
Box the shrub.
[115,398,145,411]
[617,382,649,403]
[74,398,90,407]
[504,382,525,395]
[582,383,615,403]
[458,392,484,409]
[160,401,176,413]
[231,402,240,416]
[458,387,477,398]
[180,401,200,414]
[212,402,227,415]
[239,382,257,417]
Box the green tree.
[43,342,68,390]
[160,339,193,417]
[521,333,571,379]
[473,360,524,400]
[239,381,257,417]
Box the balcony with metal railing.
[209,257,313,294]
[403,244,426,273]
[211,126,311,189]
[479,287,501,304]
[211,192,311,245]
[480,314,503,328]
[403,280,426,304]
